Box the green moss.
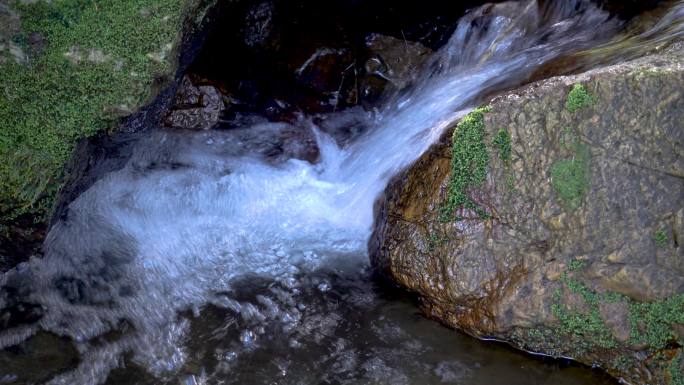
[669,350,684,385]
[492,129,511,164]
[491,129,518,192]
[0,0,192,221]
[551,141,590,210]
[611,355,634,373]
[629,294,684,349]
[427,232,446,252]
[568,259,586,271]
[552,303,617,349]
[566,83,594,113]
[604,291,630,303]
[505,173,517,192]
[560,126,576,146]
[511,327,568,357]
[552,266,684,355]
[441,106,491,220]
[537,264,683,378]
[654,229,669,248]
[552,273,617,349]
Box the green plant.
[441,106,491,220]
[552,273,617,349]
[0,0,191,222]
[552,264,684,355]
[629,294,684,349]
[611,356,633,372]
[550,142,590,210]
[604,291,629,303]
[568,259,586,271]
[560,126,577,146]
[427,232,445,252]
[492,129,511,164]
[505,173,517,192]
[654,229,669,248]
[551,303,617,349]
[669,350,684,385]
[566,83,594,112]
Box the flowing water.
[1,1,682,384]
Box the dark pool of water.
[96,264,617,385]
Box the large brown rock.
[371,46,684,384]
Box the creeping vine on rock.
[550,261,684,371]
[551,140,590,210]
[441,106,491,221]
[566,83,594,112]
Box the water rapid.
[1,1,681,383]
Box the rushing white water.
[2,0,670,383]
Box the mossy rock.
[0,0,213,263]
[371,45,684,385]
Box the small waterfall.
[0,1,680,383]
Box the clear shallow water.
[0,0,681,384]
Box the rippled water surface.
[103,264,617,385]
[1,0,682,383]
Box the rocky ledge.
[371,45,684,385]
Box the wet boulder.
[164,76,225,130]
[295,47,356,111]
[360,34,433,104]
[370,46,684,385]
[211,121,320,164]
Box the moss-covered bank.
[0,0,189,220]
[0,0,212,261]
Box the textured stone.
[360,34,433,103]
[371,46,684,385]
[164,76,224,130]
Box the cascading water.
[1,1,682,384]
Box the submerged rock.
[371,46,684,385]
[0,332,78,383]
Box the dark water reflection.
[104,263,617,385]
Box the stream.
[1,0,682,384]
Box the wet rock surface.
[360,34,433,105]
[0,332,78,384]
[371,46,684,385]
[187,0,480,115]
[164,76,225,130]
[295,47,356,109]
